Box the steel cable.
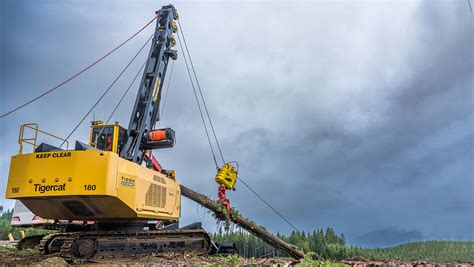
[176,33,219,169]
[177,20,226,165]
[156,60,175,128]
[178,20,300,232]
[237,176,300,232]
[59,33,154,148]
[92,38,163,144]
[0,13,159,119]
[93,59,148,145]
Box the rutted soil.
[0,244,472,266]
[0,248,295,266]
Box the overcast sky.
[0,0,473,248]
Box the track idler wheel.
[47,238,64,253]
[69,239,97,261]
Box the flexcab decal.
[121,176,135,187]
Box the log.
[180,184,305,260]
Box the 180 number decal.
[84,184,96,191]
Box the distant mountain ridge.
[349,227,424,248]
[356,240,474,262]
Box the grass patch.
[299,253,348,267]
[0,245,40,256]
[208,254,244,265]
[0,245,17,252]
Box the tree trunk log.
[180,184,305,260]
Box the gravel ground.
[0,248,296,266]
[1,246,472,266]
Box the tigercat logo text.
[34,183,66,194]
[36,152,72,159]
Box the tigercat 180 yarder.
[5,5,218,262]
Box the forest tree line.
[213,228,474,262]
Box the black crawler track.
[39,233,68,254]
[39,229,211,263]
[16,234,46,250]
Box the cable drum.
[143,128,175,149]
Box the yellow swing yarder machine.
[5,5,213,262]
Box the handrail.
[18,123,69,154]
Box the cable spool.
[143,128,175,149]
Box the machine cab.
[89,121,127,154]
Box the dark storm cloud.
[1,1,472,247]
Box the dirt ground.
[0,247,297,266]
[342,259,473,267]
[0,244,472,267]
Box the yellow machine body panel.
[5,150,180,221]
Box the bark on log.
[180,184,305,260]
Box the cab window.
[92,127,114,151]
[117,127,127,154]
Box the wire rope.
[0,14,159,119]
[59,33,154,148]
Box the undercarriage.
[18,226,211,263]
